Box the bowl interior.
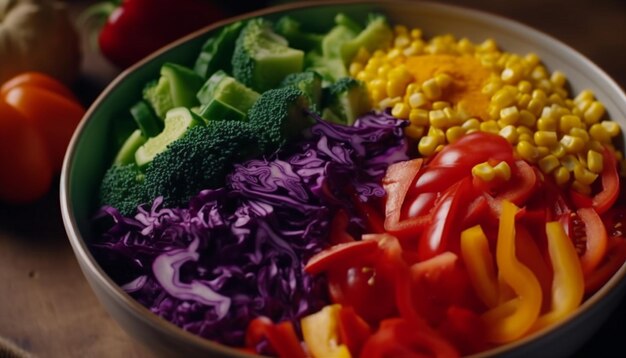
[61,1,626,357]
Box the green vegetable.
[339,14,393,65]
[193,21,244,79]
[274,16,323,52]
[134,107,203,168]
[232,18,304,92]
[113,129,146,166]
[247,86,311,152]
[196,70,260,121]
[143,120,260,207]
[322,77,370,125]
[99,163,147,216]
[130,100,162,137]
[143,63,204,118]
[280,70,323,114]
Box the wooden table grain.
[0,0,624,357]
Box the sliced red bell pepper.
[437,306,487,355]
[304,239,379,275]
[245,317,307,358]
[584,238,626,294]
[338,306,372,357]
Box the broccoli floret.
[280,71,323,113]
[232,18,304,92]
[99,164,147,216]
[274,16,324,52]
[143,121,260,207]
[247,86,312,153]
[323,77,370,125]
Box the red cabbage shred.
[92,112,408,348]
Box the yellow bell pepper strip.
[482,200,542,343]
[461,225,499,308]
[0,0,81,84]
[529,221,584,333]
[301,304,352,358]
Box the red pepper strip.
[382,159,429,238]
[328,209,355,245]
[245,317,307,358]
[572,148,619,215]
[418,177,474,261]
[497,160,538,205]
[304,239,379,275]
[577,207,609,275]
[585,238,626,294]
[515,225,553,311]
[338,306,372,357]
[359,318,460,358]
[438,306,488,355]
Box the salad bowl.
[61,1,626,357]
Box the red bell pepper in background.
[88,0,228,68]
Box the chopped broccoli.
[232,18,304,92]
[99,163,147,216]
[193,21,244,79]
[142,78,173,119]
[247,86,312,153]
[340,14,393,65]
[279,71,323,113]
[143,121,260,207]
[323,77,370,125]
[274,16,324,52]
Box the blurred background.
[0,0,624,357]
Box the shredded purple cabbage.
[92,112,408,348]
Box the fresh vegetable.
[0,0,80,84]
[322,77,370,125]
[196,70,260,121]
[1,72,85,172]
[98,163,146,216]
[194,21,244,79]
[279,70,323,113]
[232,18,304,92]
[246,86,311,153]
[143,63,204,119]
[87,0,227,68]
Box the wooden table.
[0,0,624,357]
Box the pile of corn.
[350,25,623,193]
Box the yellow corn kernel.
[559,115,583,134]
[601,121,621,137]
[457,38,474,54]
[387,82,406,98]
[408,92,428,109]
[406,82,421,94]
[527,98,544,117]
[379,96,402,109]
[517,93,532,109]
[589,123,611,143]
[394,35,411,49]
[462,118,481,131]
[356,71,372,83]
[518,110,536,128]
[583,101,605,125]
[349,63,364,77]
[386,48,404,62]
[587,150,604,174]
[550,142,567,159]
[531,65,549,80]
[432,101,450,110]
[524,53,540,67]
[392,102,411,119]
[569,127,590,143]
[492,87,517,108]
[429,109,449,128]
[561,135,585,154]
[446,126,465,144]
[435,73,453,88]
[537,117,557,131]
[418,136,438,156]
[354,47,371,63]
[482,80,503,96]
[394,25,408,35]
[444,107,461,125]
[410,28,422,39]
[499,106,520,125]
[550,71,567,88]
[574,165,598,185]
[501,64,523,84]
[577,152,588,167]
[534,131,558,147]
[518,80,532,94]
[499,125,518,144]
[572,180,592,195]
[428,126,446,144]
[586,140,605,153]
[538,155,560,174]
[576,99,593,114]
[405,125,425,139]
[517,141,539,162]
[480,120,500,134]
[516,126,533,136]
[518,133,533,143]
[422,78,442,100]
[494,161,512,181]
[409,108,430,126]
[553,166,571,186]
[561,155,580,172]
[472,162,496,181]
[574,90,594,104]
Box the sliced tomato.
[304,240,379,275]
[564,208,608,275]
[437,306,487,355]
[0,72,78,101]
[592,148,620,215]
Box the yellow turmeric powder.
[405,54,491,119]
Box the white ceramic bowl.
[61,1,626,357]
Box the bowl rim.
[60,0,626,356]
